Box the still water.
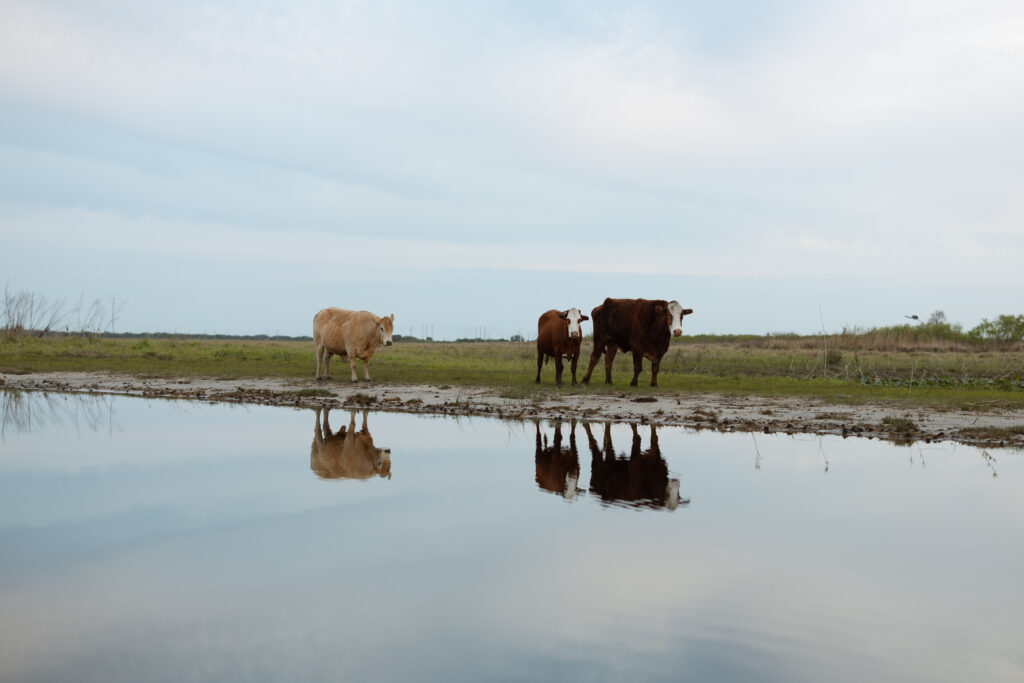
[1,390,1022,682]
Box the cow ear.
[581,315,590,322]
[389,314,395,322]
[559,310,569,320]
[682,308,693,316]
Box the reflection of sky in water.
[0,391,1022,683]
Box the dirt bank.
[3,371,1023,448]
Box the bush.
[969,315,1024,342]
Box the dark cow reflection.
[311,408,392,480]
[584,422,686,510]
[535,419,581,500]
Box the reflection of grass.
[2,336,1024,409]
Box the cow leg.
[604,346,617,384]
[554,356,564,385]
[630,351,643,387]
[314,407,324,443]
[536,350,544,383]
[315,345,325,380]
[582,345,604,385]
[348,356,359,382]
[361,410,369,432]
[650,358,661,387]
[322,407,334,437]
[362,357,372,382]
[324,351,334,379]
[570,354,579,385]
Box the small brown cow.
[310,408,392,480]
[314,308,394,382]
[581,298,692,387]
[536,308,589,385]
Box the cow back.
[592,298,670,356]
[314,308,355,349]
[315,308,383,356]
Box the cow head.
[378,314,395,347]
[667,301,692,337]
[559,308,589,339]
[376,446,392,480]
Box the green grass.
[2,334,1023,410]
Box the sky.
[1,0,1022,339]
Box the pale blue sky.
[2,0,1022,338]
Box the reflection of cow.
[534,420,580,500]
[311,408,392,480]
[583,422,684,510]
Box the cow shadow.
[311,408,392,480]
[534,419,581,500]
[583,422,687,510]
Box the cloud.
[1,1,1022,334]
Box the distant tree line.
[842,310,1024,343]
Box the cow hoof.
[350,379,358,384]
[362,379,372,383]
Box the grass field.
[2,333,1023,409]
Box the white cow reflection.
[311,408,392,480]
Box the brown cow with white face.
[581,298,693,387]
[310,408,391,480]
[536,308,589,385]
[314,308,394,382]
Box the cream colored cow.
[313,307,394,382]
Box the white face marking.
[564,308,584,338]
[667,301,685,337]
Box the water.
[1,390,1022,682]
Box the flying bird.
[905,315,920,321]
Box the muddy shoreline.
[3,371,1023,448]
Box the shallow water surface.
[1,390,1022,682]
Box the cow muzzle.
[672,329,682,337]
[384,340,393,346]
